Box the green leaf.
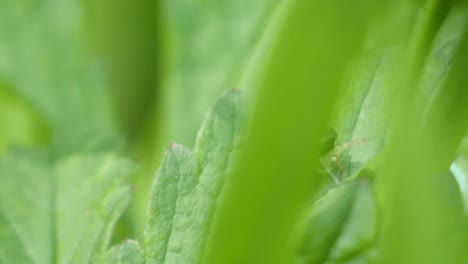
[332,50,400,178]
[0,149,52,263]
[128,0,279,240]
[297,176,378,264]
[330,2,421,179]
[0,0,121,156]
[161,0,276,146]
[0,149,132,263]
[108,90,245,263]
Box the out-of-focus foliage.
[332,50,400,178]
[330,0,420,179]
[0,1,132,263]
[107,91,245,263]
[81,0,157,139]
[298,176,378,264]
[376,3,468,264]
[203,0,382,263]
[0,0,121,156]
[1,0,468,264]
[160,0,277,147]
[0,149,132,263]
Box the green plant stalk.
[203,1,377,263]
[81,0,162,241]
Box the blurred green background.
[79,0,278,241]
[1,0,468,263]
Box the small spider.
[320,129,367,185]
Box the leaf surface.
[108,90,245,264]
[0,149,132,264]
[298,177,378,264]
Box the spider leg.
[331,155,344,176]
[320,157,340,185]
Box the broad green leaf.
[107,90,246,263]
[332,50,399,178]
[161,0,276,146]
[0,0,121,156]
[0,148,132,263]
[331,2,420,179]
[297,176,378,264]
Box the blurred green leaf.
[298,176,378,264]
[0,0,121,156]
[331,2,420,179]
[160,0,276,147]
[0,149,52,263]
[0,149,132,263]
[332,51,400,178]
[125,0,280,240]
